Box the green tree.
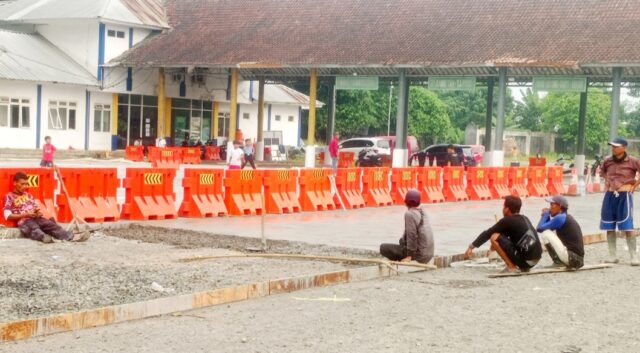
[407,87,452,145]
[514,88,544,131]
[540,90,612,154]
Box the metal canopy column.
[304,69,318,167]
[324,77,337,166]
[575,83,588,176]
[610,67,622,140]
[490,67,507,166]
[256,77,266,161]
[392,68,409,167]
[484,77,494,151]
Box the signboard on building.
[533,76,587,92]
[428,76,476,91]
[336,76,379,90]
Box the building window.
[243,112,250,120]
[94,104,111,132]
[48,101,76,130]
[275,115,281,121]
[117,94,158,148]
[218,112,230,138]
[0,97,30,128]
[107,30,125,38]
[172,99,213,145]
[288,115,294,122]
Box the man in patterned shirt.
[3,172,88,243]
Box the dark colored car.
[413,144,477,169]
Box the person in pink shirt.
[40,136,56,167]
[328,132,340,174]
[3,172,89,243]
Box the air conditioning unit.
[172,73,184,83]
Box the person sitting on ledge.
[465,195,542,272]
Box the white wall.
[37,23,100,78]
[269,104,300,146]
[0,80,39,149]
[88,91,113,150]
[104,24,130,63]
[40,84,88,151]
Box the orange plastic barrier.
[179,169,227,217]
[148,147,182,169]
[442,166,468,202]
[333,168,365,209]
[466,167,493,200]
[489,167,512,199]
[125,146,144,162]
[390,168,417,205]
[204,146,221,161]
[56,168,120,223]
[338,151,355,168]
[0,168,57,227]
[361,167,393,207]
[527,167,550,197]
[546,166,565,195]
[416,167,445,203]
[528,157,547,167]
[181,147,202,164]
[299,169,336,211]
[224,169,264,216]
[121,168,177,220]
[263,169,301,214]
[508,167,529,198]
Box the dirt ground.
[5,241,640,353]
[0,225,379,323]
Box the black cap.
[608,137,628,147]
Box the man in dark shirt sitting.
[465,195,542,272]
[445,145,462,167]
[537,195,584,269]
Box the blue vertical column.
[97,23,106,81]
[36,84,42,148]
[126,28,133,91]
[297,106,303,147]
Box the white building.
[0,0,318,150]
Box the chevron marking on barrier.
[313,170,324,179]
[402,171,412,180]
[428,171,436,180]
[536,169,543,177]
[199,173,214,185]
[497,170,504,178]
[277,170,290,180]
[144,173,163,185]
[347,172,357,182]
[240,170,254,180]
[374,171,384,182]
[517,170,523,178]
[453,170,460,179]
[27,175,39,188]
[477,170,484,179]
[162,150,173,157]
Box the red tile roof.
[113,0,640,70]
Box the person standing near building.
[380,189,434,264]
[40,136,56,167]
[600,137,640,265]
[328,132,340,174]
[228,140,244,170]
[242,139,256,169]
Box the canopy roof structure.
[110,0,640,82]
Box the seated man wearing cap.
[600,137,640,266]
[537,195,584,269]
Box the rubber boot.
[627,235,639,266]
[605,232,619,264]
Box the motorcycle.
[356,148,382,167]
[554,154,572,175]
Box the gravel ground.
[0,225,379,323]
[5,241,640,353]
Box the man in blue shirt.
[537,195,584,269]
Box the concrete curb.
[0,265,392,343]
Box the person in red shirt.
[3,172,89,243]
[328,132,340,174]
[40,136,56,167]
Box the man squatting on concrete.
[380,189,434,264]
[537,195,585,269]
[600,137,640,265]
[465,195,542,272]
[3,172,89,243]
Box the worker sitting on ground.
[465,195,542,272]
[380,189,434,264]
[3,172,89,243]
[536,195,584,269]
